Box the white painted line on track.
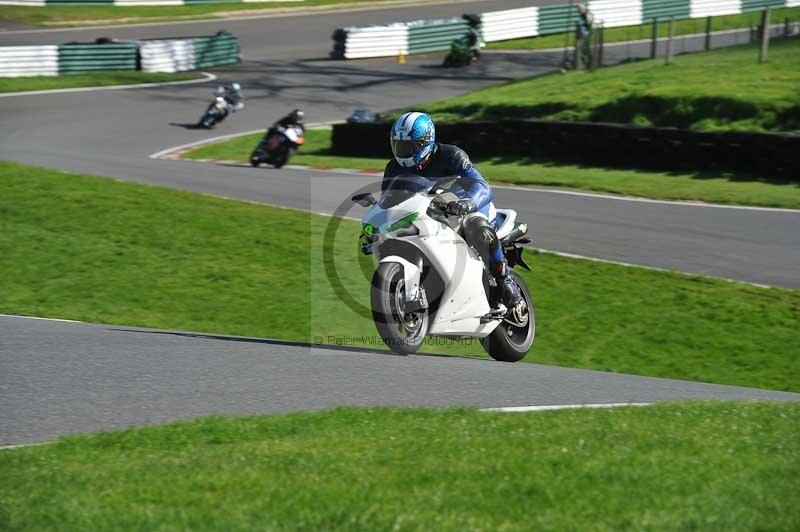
[494,184,800,213]
[482,402,653,413]
[148,128,265,159]
[148,121,338,159]
[0,441,51,451]
[0,314,82,323]
[0,72,217,98]
[158,142,799,213]
[533,248,776,289]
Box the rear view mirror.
[351,193,376,207]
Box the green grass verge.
[0,71,198,93]
[1,0,380,28]
[2,160,799,391]
[486,7,800,51]
[184,128,800,209]
[425,38,800,132]
[1,402,799,530]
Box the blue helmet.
[390,112,436,168]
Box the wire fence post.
[760,8,770,63]
[665,17,675,65]
[575,33,583,70]
[598,22,605,68]
[785,17,790,38]
[650,18,658,58]
[705,16,712,51]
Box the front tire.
[481,270,535,362]
[371,262,429,355]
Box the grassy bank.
[2,161,799,391]
[0,71,199,93]
[486,7,800,51]
[1,402,799,530]
[424,38,800,132]
[184,128,800,209]
[1,0,378,28]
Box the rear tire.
[273,147,295,169]
[481,270,535,362]
[371,262,429,355]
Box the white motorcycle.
[352,174,535,362]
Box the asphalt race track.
[1,2,798,445]
[2,316,799,446]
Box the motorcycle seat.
[494,209,517,240]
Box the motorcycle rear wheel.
[371,262,429,355]
[480,269,535,362]
[273,147,295,169]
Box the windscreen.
[379,174,435,209]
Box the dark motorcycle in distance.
[443,37,480,67]
[198,96,229,129]
[250,124,305,168]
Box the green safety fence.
[537,4,578,35]
[642,0,691,21]
[46,0,113,4]
[742,0,786,11]
[193,33,240,68]
[58,43,138,74]
[408,18,469,54]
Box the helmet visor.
[391,138,427,159]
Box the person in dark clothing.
[215,82,244,112]
[383,112,522,308]
[273,109,305,131]
[576,4,594,67]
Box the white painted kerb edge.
[482,402,653,412]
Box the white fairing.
[364,189,513,338]
[283,127,300,143]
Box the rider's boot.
[495,260,522,308]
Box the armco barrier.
[407,18,470,54]
[331,24,408,59]
[330,121,800,178]
[193,32,240,68]
[331,0,799,59]
[480,7,539,42]
[0,45,58,77]
[57,43,138,73]
[0,32,239,76]
[643,0,691,20]
[139,39,195,73]
[139,32,239,72]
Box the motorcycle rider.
[273,109,305,131]
[383,112,522,309]
[462,14,482,61]
[215,82,244,112]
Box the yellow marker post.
[397,50,406,64]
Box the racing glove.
[445,199,475,216]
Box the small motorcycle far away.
[443,14,482,67]
[198,83,244,129]
[250,109,305,169]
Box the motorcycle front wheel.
[371,262,429,355]
[481,269,535,362]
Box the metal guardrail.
[0,46,58,77]
[0,33,239,77]
[330,0,799,59]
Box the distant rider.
[462,14,482,61]
[272,109,305,132]
[215,82,244,112]
[576,4,594,67]
[383,112,522,309]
